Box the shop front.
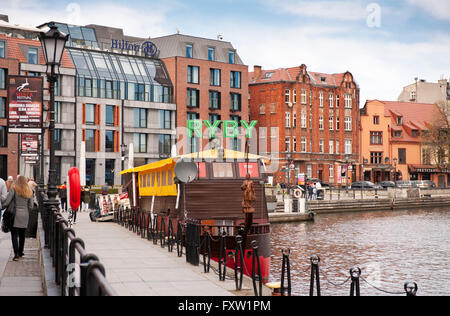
[363,164,395,183]
[409,165,450,188]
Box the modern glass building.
[46,22,176,186]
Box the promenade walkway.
[0,231,44,296]
[60,211,240,296]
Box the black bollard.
[309,255,321,296]
[404,282,418,297]
[349,267,361,296]
[234,235,244,290]
[280,249,291,296]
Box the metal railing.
[40,195,117,296]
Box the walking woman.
[3,175,33,261]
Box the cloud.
[406,0,450,20]
[263,0,369,21]
[1,0,176,37]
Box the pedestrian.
[58,182,67,212]
[307,182,313,199]
[2,175,33,261]
[313,184,318,200]
[6,176,14,192]
[81,185,91,212]
[0,177,8,221]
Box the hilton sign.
[111,39,158,58]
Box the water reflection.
[270,207,450,296]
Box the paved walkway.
[64,211,241,296]
[0,231,44,296]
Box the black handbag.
[1,191,16,233]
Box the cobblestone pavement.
[0,232,44,296]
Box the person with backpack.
[2,175,33,261]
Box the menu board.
[21,134,39,156]
[8,76,43,134]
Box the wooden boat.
[120,148,271,283]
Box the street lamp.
[39,23,69,211]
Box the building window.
[398,148,406,164]
[270,103,276,114]
[208,47,215,61]
[301,111,307,128]
[344,94,352,108]
[319,116,324,130]
[0,126,7,147]
[105,105,115,126]
[134,133,147,153]
[159,110,171,129]
[410,91,416,101]
[370,152,383,164]
[292,136,297,152]
[230,71,241,89]
[0,97,6,118]
[0,68,6,89]
[105,159,115,186]
[210,69,221,86]
[329,116,334,130]
[319,91,324,107]
[86,159,96,186]
[336,94,340,107]
[370,131,383,145]
[301,137,307,152]
[85,129,96,152]
[285,89,290,106]
[209,113,221,124]
[393,130,402,138]
[105,130,114,152]
[329,94,334,108]
[188,66,199,84]
[28,47,38,64]
[230,93,241,111]
[336,116,340,130]
[285,112,291,128]
[135,83,145,101]
[293,112,297,128]
[186,44,193,58]
[293,89,297,104]
[329,140,334,154]
[228,50,235,64]
[373,115,379,125]
[345,139,352,155]
[187,88,200,108]
[422,148,431,164]
[344,116,352,131]
[307,165,312,178]
[336,141,339,154]
[301,90,307,104]
[259,104,265,115]
[159,135,171,157]
[319,139,324,153]
[209,90,221,110]
[329,164,334,179]
[285,137,290,152]
[134,108,147,128]
[85,104,96,125]
[0,41,5,58]
[397,116,403,126]
[411,129,419,138]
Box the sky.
[2,0,450,106]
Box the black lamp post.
[39,23,69,211]
[393,158,398,182]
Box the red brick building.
[249,64,360,186]
[151,34,249,154]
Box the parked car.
[412,180,436,189]
[351,181,382,189]
[377,181,396,189]
[395,180,415,188]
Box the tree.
[421,104,450,168]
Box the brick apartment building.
[249,64,360,186]
[150,34,249,154]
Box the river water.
[269,207,450,296]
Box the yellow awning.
[120,158,175,175]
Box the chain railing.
[40,194,117,296]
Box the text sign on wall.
[21,134,39,156]
[8,76,43,134]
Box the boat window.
[168,169,173,186]
[147,173,151,187]
[212,163,234,178]
[196,162,207,179]
[152,173,156,186]
[161,171,167,186]
[238,162,260,178]
[157,172,161,186]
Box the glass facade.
[67,48,173,103]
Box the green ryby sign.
[187,120,257,139]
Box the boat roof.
[120,149,270,175]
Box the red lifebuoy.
[69,167,81,210]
